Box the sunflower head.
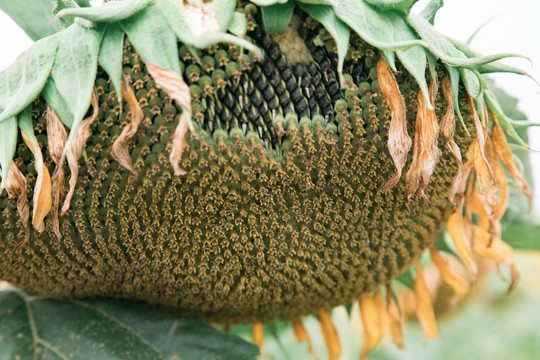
[0,0,534,358]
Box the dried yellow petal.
[252,322,264,350]
[21,131,52,233]
[359,292,383,360]
[46,106,68,240]
[439,76,463,205]
[144,61,195,176]
[110,74,144,179]
[414,261,439,340]
[405,75,441,206]
[429,246,468,296]
[61,91,99,215]
[447,210,477,280]
[318,310,341,360]
[491,114,532,208]
[292,317,315,356]
[376,57,411,191]
[386,285,403,349]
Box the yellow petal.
[318,309,341,360]
[491,114,532,208]
[439,76,463,205]
[359,291,384,360]
[429,246,468,296]
[376,57,411,191]
[385,285,403,349]
[144,61,196,176]
[252,321,264,350]
[414,260,439,340]
[111,74,144,180]
[447,210,477,280]
[21,131,52,233]
[61,91,100,215]
[292,317,316,356]
[405,75,441,206]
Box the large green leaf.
[299,4,350,86]
[120,5,180,73]
[56,0,151,23]
[0,0,60,41]
[0,116,18,190]
[261,1,295,33]
[0,289,260,360]
[418,0,443,25]
[50,23,104,141]
[98,23,125,99]
[363,0,419,14]
[0,33,60,125]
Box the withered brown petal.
[61,91,99,215]
[144,61,195,176]
[111,74,144,180]
[47,106,68,240]
[376,57,412,191]
[491,114,533,208]
[440,76,463,205]
[405,75,441,206]
[3,163,30,247]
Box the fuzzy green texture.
[0,11,472,322]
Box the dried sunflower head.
[0,0,535,358]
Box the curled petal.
[3,163,30,247]
[359,291,384,360]
[414,260,439,340]
[21,132,51,233]
[111,74,144,180]
[440,76,463,205]
[61,91,99,215]
[144,61,196,176]
[447,209,477,280]
[318,310,341,360]
[491,114,532,209]
[377,57,411,191]
[292,318,315,356]
[429,246,468,296]
[405,75,441,206]
[386,285,403,349]
[47,106,68,240]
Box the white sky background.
[0,0,539,215]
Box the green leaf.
[484,89,530,147]
[418,0,443,25]
[215,0,237,32]
[0,116,18,190]
[459,67,482,98]
[363,0,419,14]
[50,23,105,144]
[155,0,262,58]
[0,33,60,125]
[299,4,350,86]
[228,11,248,37]
[42,77,74,128]
[382,50,397,72]
[407,13,527,69]
[17,105,36,148]
[0,289,260,360]
[249,0,288,5]
[503,225,540,250]
[261,1,295,33]
[394,267,415,289]
[0,0,60,41]
[120,5,180,73]
[332,0,427,51]
[56,0,151,23]
[98,23,125,99]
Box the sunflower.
[0,0,534,358]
